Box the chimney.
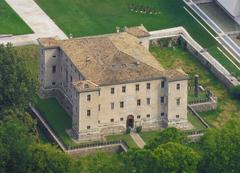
[194,75,199,97]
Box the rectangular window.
[176,115,180,118]
[160,96,165,103]
[137,99,141,106]
[177,83,180,90]
[52,65,56,73]
[122,86,126,93]
[87,125,91,129]
[176,98,181,106]
[111,118,114,122]
[111,102,114,110]
[52,82,56,86]
[120,118,124,121]
[111,87,115,94]
[146,114,150,118]
[161,112,164,117]
[70,76,73,82]
[120,101,124,108]
[87,94,91,101]
[161,81,165,88]
[137,115,141,119]
[147,98,151,105]
[98,104,101,111]
[146,83,151,90]
[136,84,139,91]
[87,110,91,116]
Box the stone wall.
[67,144,125,157]
[189,97,217,112]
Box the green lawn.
[140,130,161,144]
[188,90,209,103]
[35,97,74,146]
[151,46,240,127]
[188,112,206,130]
[106,134,138,148]
[0,1,32,35]
[35,0,215,47]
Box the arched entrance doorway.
[126,115,134,129]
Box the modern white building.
[216,0,240,24]
[38,26,189,141]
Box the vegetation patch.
[151,46,240,127]
[0,1,32,35]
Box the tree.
[153,142,200,173]
[122,149,155,173]
[0,108,37,135]
[0,117,36,173]
[80,152,124,173]
[145,127,188,150]
[199,119,240,173]
[0,44,39,110]
[27,144,80,173]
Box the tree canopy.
[0,44,39,110]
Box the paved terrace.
[0,0,67,46]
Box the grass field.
[106,134,138,148]
[35,97,74,146]
[151,46,240,127]
[0,1,32,35]
[35,0,216,47]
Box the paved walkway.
[130,132,146,149]
[1,0,67,46]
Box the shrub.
[126,127,131,134]
[136,126,142,133]
[230,85,240,100]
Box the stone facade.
[38,26,189,141]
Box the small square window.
[136,84,139,91]
[176,115,180,118]
[137,115,141,119]
[176,84,180,90]
[111,118,114,122]
[52,82,56,86]
[87,125,91,129]
[161,112,164,117]
[122,86,126,93]
[111,88,115,94]
[176,98,181,106]
[137,99,141,106]
[52,65,56,73]
[161,81,165,88]
[160,96,165,103]
[147,98,151,105]
[120,118,124,121]
[87,95,91,101]
[87,110,91,116]
[146,83,151,90]
[111,102,114,110]
[146,114,150,118]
